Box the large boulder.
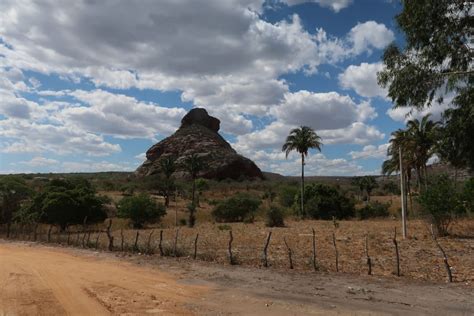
[136,108,263,180]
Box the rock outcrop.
[136,108,263,180]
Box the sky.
[0,0,449,176]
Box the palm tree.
[406,114,440,190]
[282,126,322,218]
[184,154,204,227]
[159,156,176,207]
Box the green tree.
[184,154,205,227]
[117,194,165,228]
[159,156,176,207]
[295,183,354,220]
[25,179,107,231]
[282,126,323,218]
[0,176,31,237]
[418,174,464,236]
[406,114,441,189]
[195,178,209,207]
[378,0,473,169]
[361,176,378,202]
[211,193,261,223]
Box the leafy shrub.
[117,194,166,228]
[211,193,261,222]
[296,183,354,219]
[462,178,474,216]
[356,201,390,219]
[265,206,285,227]
[418,174,464,236]
[278,185,299,208]
[217,224,231,231]
[21,178,106,230]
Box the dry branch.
[283,236,293,269]
[263,231,272,268]
[159,229,164,256]
[365,235,372,275]
[393,227,400,277]
[332,232,339,272]
[193,233,199,260]
[228,230,235,265]
[430,224,453,283]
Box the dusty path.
[1,241,473,315]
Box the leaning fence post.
[95,232,101,249]
[393,227,400,277]
[106,219,114,251]
[47,224,53,243]
[283,236,293,269]
[365,234,372,275]
[193,233,199,259]
[120,228,124,252]
[146,230,155,254]
[133,230,140,252]
[312,228,317,271]
[332,232,339,272]
[173,228,179,257]
[228,230,235,265]
[263,231,272,267]
[159,229,164,256]
[430,224,452,283]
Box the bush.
[265,206,285,227]
[462,178,474,216]
[278,185,299,208]
[296,183,354,219]
[211,193,261,223]
[356,201,390,219]
[418,174,464,236]
[21,178,106,230]
[117,194,166,228]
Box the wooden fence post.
[365,235,372,275]
[430,224,452,283]
[95,232,101,249]
[159,229,164,256]
[33,223,38,242]
[106,219,114,251]
[312,228,317,271]
[263,231,272,267]
[393,227,400,277]
[47,225,53,243]
[146,230,155,254]
[120,229,124,252]
[228,230,235,265]
[332,232,339,272]
[133,230,140,252]
[283,236,293,269]
[193,233,199,259]
[173,228,179,257]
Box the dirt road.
[1,242,473,315]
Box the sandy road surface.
[1,241,473,315]
[0,242,206,315]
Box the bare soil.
[1,241,473,315]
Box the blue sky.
[0,0,448,176]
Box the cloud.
[348,21,394,55]
[0,119,121,156]
[272,91,374,130]
[339,62,387,98]
[281,0,353,12]
[61,89,186,139]
[19,156,59,167]
[0,0,394,134]
[349,143,389,160]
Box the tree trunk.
[301,154,305,218]
[192,177,196,206]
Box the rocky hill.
[136,108,263,180]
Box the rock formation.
[136,108,263,180]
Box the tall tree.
[159,156,176,207]
[406,114,441,189]
[378,0,473,169]
[184,154,204,227]
[361,176,378,202]
[282,126,322,218]
[0,176,31,237]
